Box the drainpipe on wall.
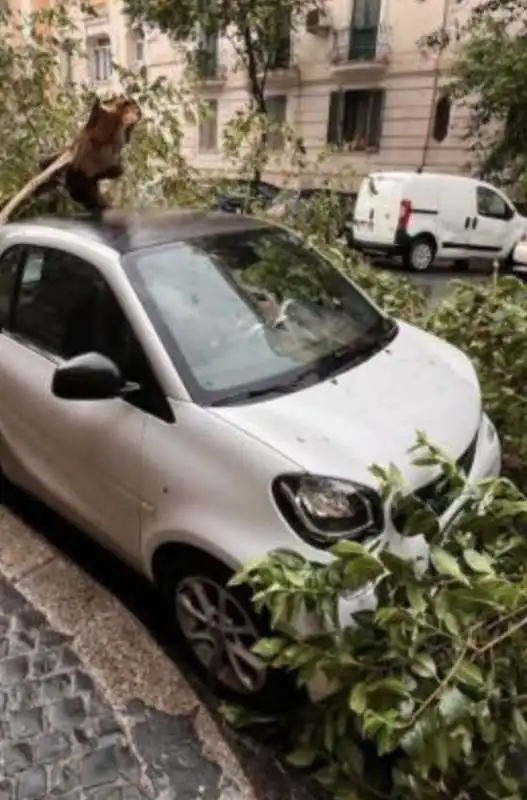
[419,0,450,172]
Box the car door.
[0,243,152,566]
[470,184,516,258]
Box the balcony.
[330,25,391,77]
[189,50,227,87]
[262,38,300,87]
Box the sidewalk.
[0,575,148,799]
[0,507,256,800]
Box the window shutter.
[327,91,341,145]
[367,90,385,149]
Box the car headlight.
[272,474,384,548]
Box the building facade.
[16,0,476,188]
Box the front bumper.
[336,412,501,627]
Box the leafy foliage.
[6,4,527,797]
[427,276,527,489]
[231,439,527,799]
[421,0,527,195]
[121,0,324,112]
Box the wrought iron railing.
[330,24,391,65]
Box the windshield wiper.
[211,369,319,407]
[316,319,397,379]
[212,319,397,407]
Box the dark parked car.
[210,179,281,214]
[269,187,357,239]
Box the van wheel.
[157,551,302,711]
[404,236,436,271]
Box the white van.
[351,171,527,271]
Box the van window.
[477,186,510,220]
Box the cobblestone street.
[0,576,150,799]
[0,500,319,800]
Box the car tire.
[157,551,302,711]
[403,236,437,271]
[500,248,516,274]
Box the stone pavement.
[0,574,235,800]
[0,575,147,799]
[0,504,319,800]
[0,506,260,800]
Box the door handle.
[472,217,478,229]
[465,217,471,229]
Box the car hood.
[211,322,482,491]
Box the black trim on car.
[442,242,502,252]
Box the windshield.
[123,226,397,406]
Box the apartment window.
[198,100,218,152]
[432,94,451,143]
[266,95,287,150]
[349,0,381,60]
[134,30,145,63]
[267,10,291,69]
[196,31,219,79]
[88,35,112,82]
[127,28,145,67]
[327,89,384,151]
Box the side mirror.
[52,352,123,401]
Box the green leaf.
[349,682,367,715]
[252,638,284,658]
[369,677,410,699]
[463,548,495,575]
[286,746,317,768]
[331,540,367,558]
[456,659,484,688]
[407,584,427,613]
[438,687,470,725]
[512,708,527,743]
[411,652,438,679]
[430,547,467,582]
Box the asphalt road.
[372,258,494,309]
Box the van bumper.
[352,229,410,255]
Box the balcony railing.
[330,25,391,66]
[193,49,226,82]
[266,37,292,70]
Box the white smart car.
[0,209,501,705]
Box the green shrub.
[426,276,527,489]
[231,438,527,800]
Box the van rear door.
[353,174,404,246]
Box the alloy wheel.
[175,576,267,694]
[411,242,434,270]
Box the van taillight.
[398,199,412,230]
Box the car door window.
[11,245,173,421]
[13,247,103,358]
[477,186,509,220]
[0,246,24,327]
[93,287,174,422]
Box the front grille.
[393,430,479,530]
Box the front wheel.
[403,236,436,271]
[158,552,301,710]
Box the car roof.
[8,208,271,254]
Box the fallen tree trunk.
[0,93,141,224]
